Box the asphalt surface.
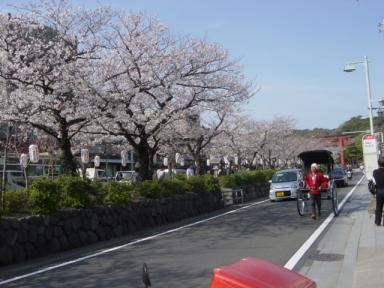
[0,175,360,288]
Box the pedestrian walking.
[373,158,384,226]
[131,168,142,185]
[304,163,328,220]
[156,165,167,181]
[186,166,194,178]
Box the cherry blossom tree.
[0,1,112,174]
[90,13,252,180]
[162,106,229,175]
[214,115,295,168]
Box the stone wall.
[0,192,222,266]
[0,183,270,267]
[243,183,270,201]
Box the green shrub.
[262,169,275,181]
[219,170,274,188]
[89,180,106,205]
[3,188,29,214]
[187,175,221,194]
[56,176,92,209]
[219,175,235,188]
[203,176,221,193]
[104,181,133,204]
[138,180,162,199]
[233,172,253,186]
[187,176,206,193]
[28,177,61,215]
[158,178,189,197]
[249,171,266,184]
[174,173,187,181]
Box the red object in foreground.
[209,257,316,288]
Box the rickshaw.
[296,150,339,217]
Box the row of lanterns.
[23,146,290,170]
[20,144,40,169]
[81,149,101,168]
[81,149,132,168]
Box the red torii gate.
[321,134,354,167]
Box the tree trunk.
[59,125,77,175]
[193,154,205,176]
[1,122,11,212]
[135,141,155,181]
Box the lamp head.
[343,64,356,72]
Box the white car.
[115,171,135,181]
[77,168,107,182]
[269,169,302,201]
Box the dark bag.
[368,179,376,195]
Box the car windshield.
[121,172,133,178]
[97,170,106,178]
[332,168,344,177]
[272,171,297,183]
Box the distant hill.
[293,115,384,164]
[293,128,334,138]
[296,115,384,137]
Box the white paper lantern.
[206,159,211,166]
[224,156,229,165]
[94,155,101,168]
[234,156,239,165]
[20,153,28,169]
[180,158,185,166]
[121,150,128,167]
[175,153,181,164]
[163,157,168,166]
[81,148,89,164]
[29,144,39,163]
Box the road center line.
[0,198,269,285]
[284,175,365,270]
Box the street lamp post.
[344,56,374,136]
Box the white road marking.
[0,198,270,285]
[284,175,365,270]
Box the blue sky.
[1,0,384,129]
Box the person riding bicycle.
[304,163,328,220]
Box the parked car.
[77,168,107,183]
[269,169,302,201]
[331,167,348,187]
[115,171,135,181]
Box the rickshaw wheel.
[331,184,339,216]
[296,190,308,216]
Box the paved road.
[0,175,360,288]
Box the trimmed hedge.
[187,175,220,194]
[104,181,133,204]
[57,176,93,209]
[28,177,62,215]
[3,188,28,215]
[1,170,273,216]
[219,170,275,188]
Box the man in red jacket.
[304,163,328,219]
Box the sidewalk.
[298,178,384,288]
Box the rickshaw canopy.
[298,150,334,168]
